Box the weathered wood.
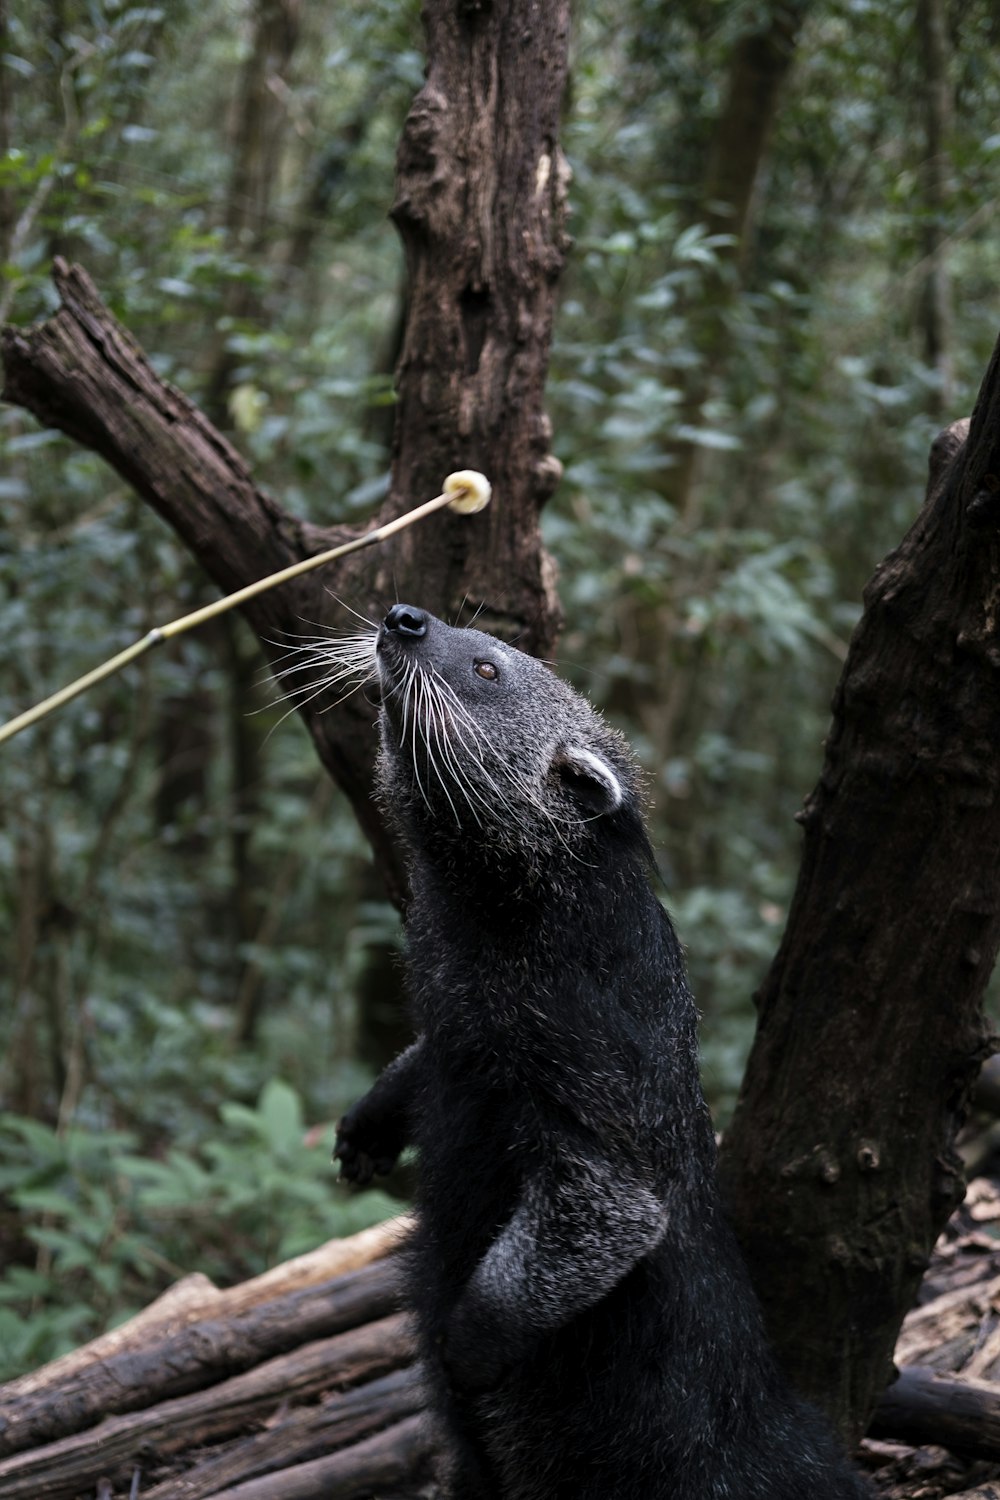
[894,1275,1000,1370]
[0,1217,407,1403]
[0,1316,415,1500]
[382,0,569,648]
[0,1254,403,1459]
[143,1366,425,1500]
[871,1365,1000,1461]
[719,395,1000,1440]
[199,1412,433,1500]
[1,0,573,905]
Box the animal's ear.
[550,744,624,816]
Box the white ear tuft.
[551,745,624,816]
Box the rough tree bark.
[1,0,570,909]
[6,0,1000,1462]
[376,0,569,637]
[718,409,1000,1442]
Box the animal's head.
[372,605,645,873]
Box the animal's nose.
[383,604,429,638]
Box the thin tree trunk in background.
[153,662,215,856]
[203,0,301,423]
[283,113,367,278]
[701,1,808,253]
[718,412,1000,1443]
[609,3,811,885]
[226,616,268,1043]
[194,0,301,1033]
[8,827,47,1117]
[665,0,810,522]
[917,0,954,419]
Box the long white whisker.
[317,591,379,630]
[262,654,377,710]
[427,672,542,819]
[382,656,592,867]
[398,658,417,742]
[272,653,369,683]
[260,626,379,713]
[430,673,588,838]
[423,686,468,827]
[410,670,431,811]
[260,672,362,741]
[424,674,489,829]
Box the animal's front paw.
[333,1101,402,1186]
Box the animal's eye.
[474,660,498,681]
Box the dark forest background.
[2,0,999,1391]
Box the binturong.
[334,604,871,1500]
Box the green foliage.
[0,1081,402,1380]
[3,0,1000,1378]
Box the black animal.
[334,603,870,1500]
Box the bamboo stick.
[0,471,490,747]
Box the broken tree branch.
[871,1364,1000,1462]
[720,391,1000,1442]
[0,1254,403,1460]
[0,1318,416,1500]
[0,1216,407,1403]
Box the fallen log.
[0,1254,404,1460]
[5,1191,1000,1498]
[197,1412,434,1500]
[871,1366,1000,1461]
[142,1368,426,1500]
[0,1315,416,1500]
[0,1216,408,1404]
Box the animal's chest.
[412,1052,537,1280]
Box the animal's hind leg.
[438,1444,497,1500]
[436,1390,502,1500]
[444,1460,495,1500]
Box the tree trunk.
[379,0,569,643]
[0,0,569,910]
[202,0,300,425]
[718,411,1000,1442]
[12,0,1000,1458]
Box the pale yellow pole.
[0,471,491,748]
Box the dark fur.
[336,606,870,1500]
